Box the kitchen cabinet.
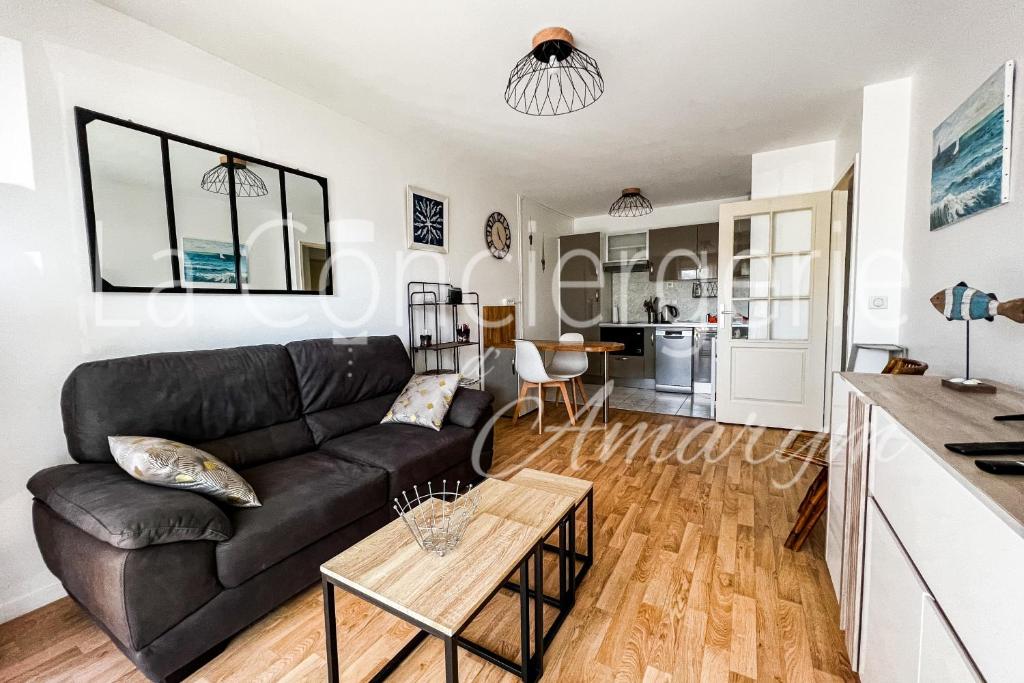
[696,222,719,279]
[648,225,697,281]
[643,327,655,378]
[559,232,602,341]
[648,223,718,281]
[608,354,644,380]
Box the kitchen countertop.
[841,372,1024,538]
[599,322,718,329]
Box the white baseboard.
[0,581,66,624]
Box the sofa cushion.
[382,373,460,431]
[446,387,494,429]
[321,423,476,500]
[215,451,387,587]
[108,436,261,508]
[195,418,316,469]
[62,344,307,465]
[304,393,398,445]
[286,336,412,415]
[28,464,232,549]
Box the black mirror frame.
[75,107,333,295]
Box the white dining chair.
[547,332,589,410]
[513,339,577,433]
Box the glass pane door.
[730,209,814,340]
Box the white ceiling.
[97,0,973,216]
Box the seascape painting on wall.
[930,61,1014,230]
[183,238,249,286]
[406,186,449,253]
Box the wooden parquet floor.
[0,406,854,682]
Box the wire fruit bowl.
[394,481,478,557]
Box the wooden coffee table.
[508,469,595,629]
[320,478,577,682]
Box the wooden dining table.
[494,340,625,423]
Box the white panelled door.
[716,192,833,431]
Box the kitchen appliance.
[599,326,644,356]
[693,328,717,394]
[659,304,679,323]
[655,328,694,393]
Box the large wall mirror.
[76,108,333,294]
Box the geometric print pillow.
[381,373,460,431]
[108,436,261,508]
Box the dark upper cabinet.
[696,222,719,279]
[648,222,720,281]
[648,225,696,281]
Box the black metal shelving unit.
[407,281,481,386]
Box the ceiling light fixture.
[201,156,268,197]
[505,27,604,116]
[609,188,653,217]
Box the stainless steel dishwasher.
[654,328,694,393]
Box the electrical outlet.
[869,295,889,310]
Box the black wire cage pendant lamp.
[201,155,268,198]
[505,27,604,116]
[609,188,653,217]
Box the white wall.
[572,195,749,235]
[750,141,836,199]
[852,78,912,345]
[0,0,523,622]
[834,101,863,182]
[899,23,1024,384]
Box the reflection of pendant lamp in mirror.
[609,188,653,217]
[505,27,604,116]
[200,156,268,197]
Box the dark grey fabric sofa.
[27,335,493,682]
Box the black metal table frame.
[503,488,594,648]
[323,541,545,683]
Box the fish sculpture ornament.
[930,282,1024,323]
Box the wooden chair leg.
[571,379,577,408]
[785,469,829,550]
[557,382,577,425]
[791,494,828,551]
[575,377,589,403]
[512,382,530,423]
[797,467,828,516]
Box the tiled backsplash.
[607,271,718,322]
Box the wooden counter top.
[841,372,1024,536]
[490,339,625,352]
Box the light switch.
[869,295,888,310]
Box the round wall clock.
[485,212,511,259]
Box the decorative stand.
[407,281,482,386]
[942,321,997,394]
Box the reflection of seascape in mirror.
[183,238,249,285]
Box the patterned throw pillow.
[108,436,261,508]
[381,373,461,431]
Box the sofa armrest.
[28,464,232,549]
[446,387,494,428]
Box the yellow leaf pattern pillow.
[108,436,261,508]
[381,373,461,431]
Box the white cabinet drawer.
[919,596,982,683]
[869,408,1024,683]
[859,501,927,683]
